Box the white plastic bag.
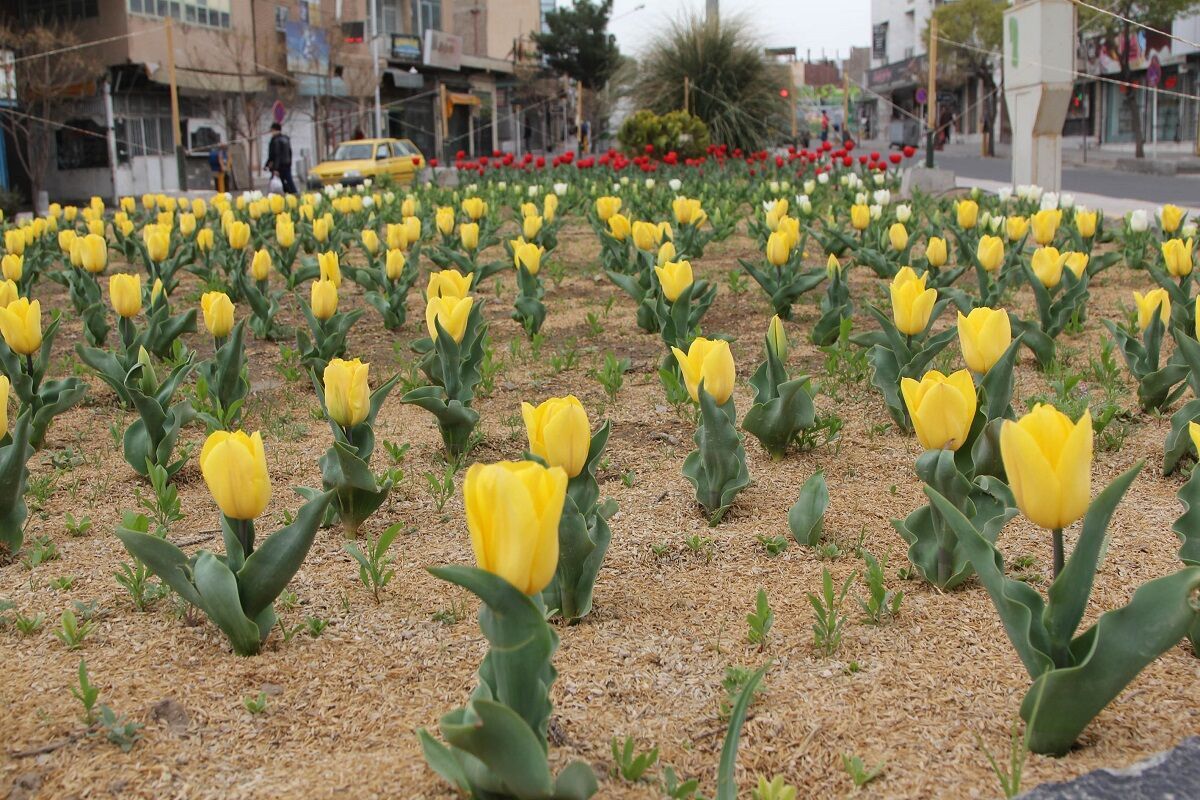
[268,174,284,194]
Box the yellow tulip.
[78,235,107,275]
[361,229,380,255]
[87,219,105,237]
[426,295,474,342]
[311,278,339,320]
[56,229,76,254]
[522,395,591,478]
[957,307,1011,373]
[956,200,979,230]
[318,251,341,287]
[514,241,544,275]
[888,223,909,252]
[196,228,214,252]
[428,269,473,299]
[1133,288,1171,331]
[1162,238,1194,277]
[657,221,673,242]
[1190,421,1200,456]
[151,278,163,303]
[976,235,1005,272]
[655,260,694,302]
[192,198,207,218]
[1031,246,1066,288]
[401,196,418,217]
[901,369,977,451]
[159,195,176,213]
[435,207,455,236]
[1031,209,1062,246]
[109,273,142,318]
[826,253,842,277]
[464,460,566,595]
[386,249,406,280]
[1000,404,1092,531]
[632,221,658,251]
[0,297,41,355]
[850,204,870,230]
[251,248,272,282]
[671,337,736,404]
[3,229,23,257]
[268,194,285,215]
[145,225,170,263]
[523,215,544,240]
[1075,210,1097,239]
[323,358,370,428]
[608,213,631,241]
[158,210,175,230]
[766,231,791,267]
[925,237,948,268]
[178,212,197,238]
[890,267,937,335]
[777,216,800,249]
[201,291,235,338]
[385,223,407,251]
[0,374,8,432]
[543,193,559,222]
[119,196,136,214]
[767,314,788,360]
[595,196,621,222]
[199,430,271,520]
[227,220,250,250]
[459,222,480,251]
[1063,251,1089,279]
[404,215,422,244]
[1,254,21,283]
[657,241,676,267]
[1161,204,1184,234]
[312,215,331,243]
[673,197,704,226]
[461,197,486,220]
[0,280,17,308]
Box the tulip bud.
[312,215,331,242]
[459,222,480,251]
[888,223,909,252]
[1001,404,1092,531]
[850,204,870,230]
[1031,208,1062,246]
[0,297,42,355]
[1075,209,1098,239]
[521,396,591,477]
[765,231,792,267]
[200,291,235,338]
[925,237,948,268]
[654,260,693,302]
[1063,251,1088,279]
[0,280,17,309]
[318,251,341,287]
[957,307,1011,373]
[427,268,472,299]
[1160,204,1184,234]
[250,248,272,282]
[145,225,170,262]
[901,369,977,451]
[311,278,338,320]
[1133,288,1171,331]
[595,196,621,222]
[632,221,657,251]
[461,197,486,220]
[523,215,543,240]
[227,220,250,250]
[1129,209,1149,233]
[361,229,380,254]
[766,314,788,361]
[889,267,937,336]
[426,295,474,343]
[1162,238,1194,278]
[976,235,1005,272]
[4,229,25,256]
[956,200,979,230]
[671,337,736,405]
[200,430,271,520]
[514,242,543,275]
[151,278,164,303]
[607,213,631,241]
[435,207,455,236]
[135,346,158,396]
[1031,246,1066,288]
[464,460,566,595]
[323,357,371,428]
[1,254,21,283]
[109,273,142,318]
[656,241,676,268]
[386,249,406,281]
[401,196,418,218]
[826,253,842,277]
[196,228,214,252]
[543,193,559,222]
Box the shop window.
[128,0,231,29]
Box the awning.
[382,68,425,90]
[297,75,350,97]
[147,66,266,94]
[447,92,481,107]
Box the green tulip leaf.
[238,490,335,621]
[715,662,770,800]
[416,729,472,795]
[787,470,829,547]
[193,551,264,656]
[682,388,749,525]
[1174,467,1200,566]
[0,413,33,553]
[440,699,555,798]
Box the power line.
[1070,0,1200,51]
[11,26,165,63]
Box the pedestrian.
[580,119,591,154]
[860,110,870,140]
[264,122,297,194]
[820,110,830,143]
[352,127,366,140]
[209,143,229,193]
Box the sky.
[599,0,871,63]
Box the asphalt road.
[934,152,1200,206]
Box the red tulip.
[889,153,903,164]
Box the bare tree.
[0,24,106,203]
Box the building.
[0,0,549,203]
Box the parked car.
[306,137,425,188]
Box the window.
[381,0,402,34]
[56,118,108,170]
[375,144,389,159]
[128,0,232,29]
[17,0,97,22]
[413,0,441,37]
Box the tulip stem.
[1052,528,1064,578]
[25,354,37,393]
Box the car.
[306,137,425,188]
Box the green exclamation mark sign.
[1010,18,1019,68]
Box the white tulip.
[1129,209,1149,232]
[669,178,682,191]
[997,186,1013,203]
[895,204,912,223]
[869,204,883,220]
[803,179,816,194]
[817,172,830,185]
[553,182,568,196]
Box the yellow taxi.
[306,137,425,188]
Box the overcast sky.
[599,0,871,62]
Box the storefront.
[1088,27,1199,146]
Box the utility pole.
[165,17,187,191]
[683,76,690,114]
[371,0,383,137]
[706,0,718,25]
[925,15,938,168]
[842,73,850,144]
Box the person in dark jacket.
[264,123,296,194]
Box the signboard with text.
[391,34,422,62]
[423,29,463,71]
